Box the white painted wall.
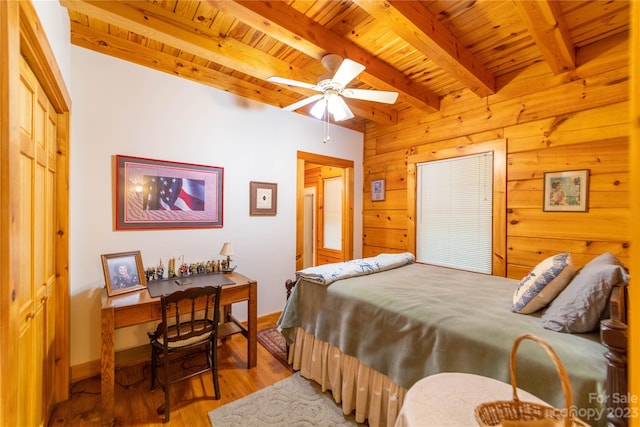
[31,0,363,370]
[69,47,363,367]
[32,0,71,86]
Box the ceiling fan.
[267,54,399,122]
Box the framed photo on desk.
[101,250,147,296]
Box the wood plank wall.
[363,32,630,279]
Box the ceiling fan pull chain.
[323,105,330,143]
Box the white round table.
[394,373,551,427]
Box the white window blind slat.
[416,152,493,273]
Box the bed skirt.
[289,327,406,427]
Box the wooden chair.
[147,285,222,422]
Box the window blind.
[416,152,493,273]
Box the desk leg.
[248,281,257,368]
[101,307,115,426]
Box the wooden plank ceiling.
[60,0,630,131]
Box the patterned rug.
[208,372,362,426]
[257,327,292,371]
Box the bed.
[277,253,629,427]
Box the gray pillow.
[583,252,624,267]
[540,253,629,333]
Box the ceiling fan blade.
[282,94,324,112]
[331,59,365,88]
[341,88,399,104]
[267,76,319,91]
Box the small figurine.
[157,259,164,280]
[168,257,176,277]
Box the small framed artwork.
[115,155,223,230]
[543,169,589,212]
[101,250,147,296]
[250,181,277,216]
[371,179,385,201]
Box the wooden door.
[1,2,70,426]
[17,55,58,427]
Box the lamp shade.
[219,242,234,257]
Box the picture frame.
[543,169,589,212]
[101,250,147,296]
[250,181,277,216]
[115,155,223,230]
[371,179,385,201]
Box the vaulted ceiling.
[60,0,630,131]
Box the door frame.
[296,151,354,271]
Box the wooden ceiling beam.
[61,0,314,84]
[512,0,575,73]
[206,0,326,60]
[62,0,393,125]
[69,23,369,132]
[68,23,369,131]
[209,0,439,112]
[68,23,297,106]
[354,0,496,98]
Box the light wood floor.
[49,313,292,427]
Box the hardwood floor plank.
[50,313,290,426]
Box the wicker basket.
[474,334,590,427]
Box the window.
[416,152,493,273]
[323,176,343,250]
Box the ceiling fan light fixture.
[328,93,351,121]
[310,97,327,119]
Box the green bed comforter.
[278,262,607,425]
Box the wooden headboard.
[600,281,629,427]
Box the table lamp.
[220,242,234,270]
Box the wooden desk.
[100,272,257,426]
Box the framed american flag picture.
[115,155,223,230]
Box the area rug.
[257,327,291,371]
[208,372,362,426]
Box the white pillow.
[512,253,575,314]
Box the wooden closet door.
[17,56,58,427]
